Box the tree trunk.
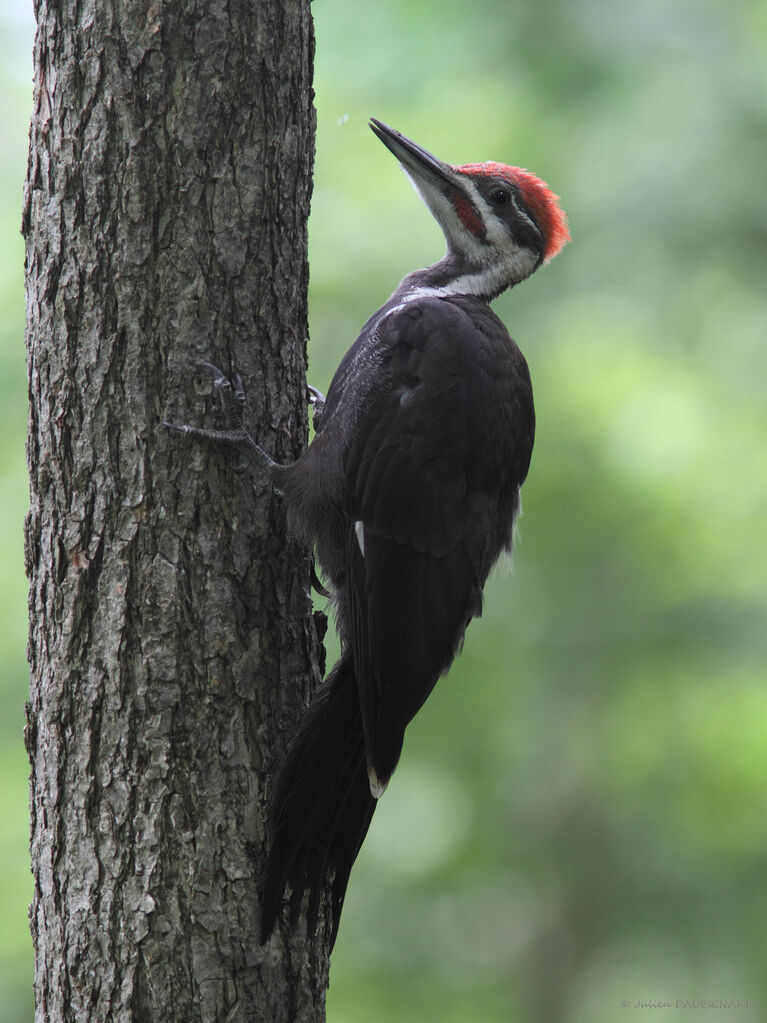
[23,1,327,1020]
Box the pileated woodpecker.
[166,119,568,948]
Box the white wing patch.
[368,764,388,799]
[355,520,366,557]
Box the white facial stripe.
[457,176,497,249]
[509,191,538,235]
[406,169,487,263]
[459,177,505,248]
[401,166,540,298]
[464,175,542,251]
[455,176,539,283]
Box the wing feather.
[341,296,534,784]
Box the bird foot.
[163,362,276,469]
[307,384,326,431]
[200,361,247,432]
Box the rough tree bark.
[23,1,328,1020]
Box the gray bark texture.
[23,0,329,1020]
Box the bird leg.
[163,362,277,471]
[165,363,332,597]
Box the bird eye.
[490,189,510,208]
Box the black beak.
[369,118,455,190]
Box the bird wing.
[342,295,534,786]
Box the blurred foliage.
[2,0,766,1020]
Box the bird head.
[370,118,569,298]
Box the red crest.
[457,162,570,261]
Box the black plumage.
[168,120,569,948]
[262,294,535,944]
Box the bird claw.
[196,362,247,432]
[197,361,230,386]
[163,362,276,470]
[311,561,331,599]
[307,384,326,430]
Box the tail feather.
[260,654,377,947]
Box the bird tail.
[260,653,377,948]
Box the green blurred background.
[2,1,766,1021]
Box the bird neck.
[396,251,521,304]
